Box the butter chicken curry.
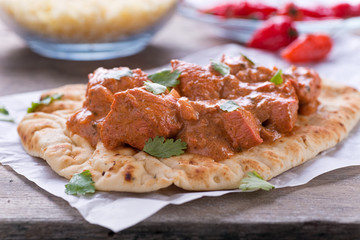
[67,55,321,160]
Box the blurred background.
[1,0,360,95]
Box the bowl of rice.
[0,0,177,60]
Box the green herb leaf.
[0,106,9,115]
[27,93,63,113]
[269,69,283,85]
[0,106,14,122]
[211,61,230,76]
[65,170,95,196]
[219,100,239,112]
[148,69,181,87]
[239,171,275,191]
[143,136,187,158]
[103,68,133,80]
[241,53,255,66]
[144,81,167,95]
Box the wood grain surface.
[1,14,360,240]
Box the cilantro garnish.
[103,68,133,80]
[239,171,275,191]
[0,105,14,122]
[211,61,230,76]
[241,53,255,66]
[65,170,95,196]
[143,136,187,158]
[148,69,181,87]
[144,81,167,95]
[269,69,283,85]
[219,100,239,112]
[27,93,63,113]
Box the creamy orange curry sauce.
[67,55,321,160]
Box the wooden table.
[1,14,360,240]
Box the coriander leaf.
[103,68,133,80]
[241,53,255,66]
[269,69,283,85]
[220,100,239,112]
[239,171,274,191]
[148,69,181,87]
[65,170,95,196]
[27,93,63,113]
[143,136,187,158]
[211,61,230,76]
[0,106,9,115]
[0,105,14,122]
[144,81,167,95]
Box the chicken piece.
[221,55,250,75]
[177,100,264,159]
[67,67,148,147]
[221,54,277,84]
[171,60,224,100]
[286,66,321,115]
[177,98,199,121]
[101,88,182,150]
[266,96,299,133]
[234,66,277,83]
[240,93,298,134]
[67,109,100,147]
[222,109,263,149]
[67,85,114,146]
[176,100,234,160]
[84,85,114,116]
[221,76,253,99]
[221,55,276,84]
[87,67,148,94]
[229,80,299,133]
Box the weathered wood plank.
[1,221,360,240]
[1,164,360,239]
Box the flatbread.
[17,81,360,192]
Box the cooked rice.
[0,0,176,42]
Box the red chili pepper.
[350,3,360,17]
[247,16,298,51]
[233,2,277,20]
[202,3,234,18]
[331,3,353,18]
[202,1,360,20]
[277,3,304,21]
[202,2,276,20]
[300,6,331,19]
[281,34,332,63]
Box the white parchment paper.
[1,36,360,232]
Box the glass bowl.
[0,0,177,60]
[179,0,360,43]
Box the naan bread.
[18,81,360,192]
